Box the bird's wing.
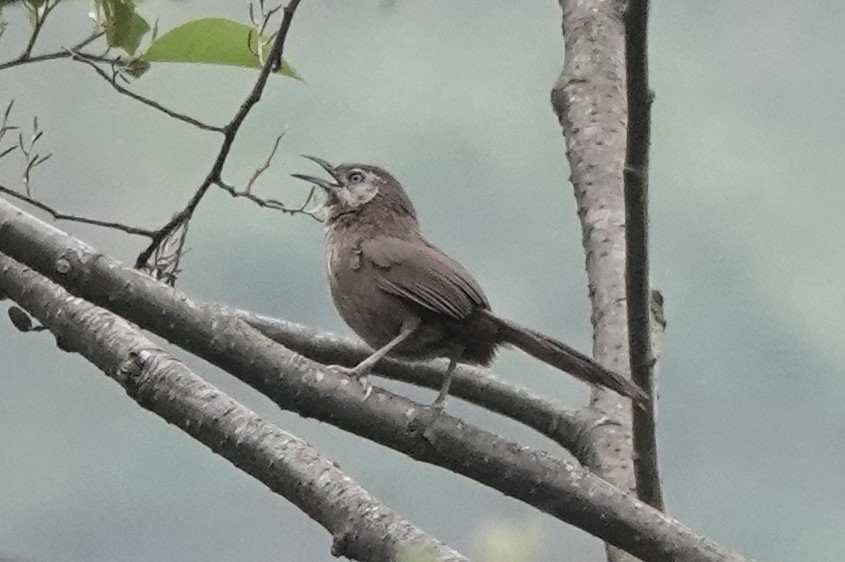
[361,236,489,320]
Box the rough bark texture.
[239,310,591,451]
[0,253,467,562]
[0,198,749,561]
[550,1,638,560]
[624,0,664,512]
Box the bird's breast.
[323,227,356,279]
[323,227,408,349]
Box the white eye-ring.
[348,171,364,184]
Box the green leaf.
[97,0,150,56]
[122,57,150,78]
[141,18,300,79]
[124,13,151,56]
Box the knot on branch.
[330,526,359,558]
[118,349,150,386]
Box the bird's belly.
[325,240,406,350]
[329,272,406,350]
[324,232,497,364]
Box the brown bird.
[292,156,647,407]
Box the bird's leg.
[430,345,464,410]
[404,346,465,433]
[347,316,421,379]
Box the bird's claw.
[359,376,373,400]
[325,364,373,401]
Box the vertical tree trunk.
[551,1,638,560]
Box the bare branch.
[214,133,323,220]
[0,197,751,562]
[623,0,664,512]
[0,103,152,237]
[233,309,591,455]
[0,29,116,71]
[70,52,224,133]
[145,221,190,284]
[135,0,306,271]
[18,0,61,61]
[0,99,18,159]
[243,132,285,193]
[0,253,469,562]
[0,183,156,237]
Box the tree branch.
[0,183,157,237]
[623,0,664,512]
[232,309,591,455]
[71,52,224,133]
[18,0,61,61]
[134,0,304,271]
[0,253,468,562]
[551,0,639,560]
[214,133,323,220]
[0,197,749,562]
[0,24,105,71]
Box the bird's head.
[292,156,417,224]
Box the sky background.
[1,1,844,561]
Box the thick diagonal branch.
[0,252,467,562]
[0,198,747,562]
[235,310,593,454]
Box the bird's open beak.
[291,155,342,190]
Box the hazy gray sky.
[1,1,843,560]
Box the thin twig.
[0,99,18,159]
[216,180,322,220]
[19,0,61,60]
[0,184,156,237]
[17,115,51,196]
[70,52,224,133]
[147,222,190,284]
[623,0,664,512]
[135,0,305,270]
[248,0,283,62]
[214,133,323,220]
[243,132,285,193]
[0,30,113,71]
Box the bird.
[292,156,647,408]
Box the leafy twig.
[16,115,51,197]
[134,0,305,272]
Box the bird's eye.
[348,172,364,184]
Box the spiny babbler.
[292,156,647,408]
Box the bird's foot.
[405,398,447,435]
[429,394,447,413]
[324,364,373,400]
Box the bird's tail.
[484,311,648,404]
